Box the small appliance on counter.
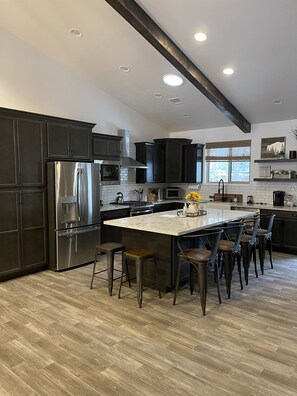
[284,194,294,207]
[163,187,183,200]
[273,190,285,206]
[247,195,254,204]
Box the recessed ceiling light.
[194,32,207,42]
[162,74,184,87]
[119,65,130,73]
[154,93,163,98]
[223,68,234,75]
[273,99,283,104]
[183,114,189,118]
[69,28,82,38]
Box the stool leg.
[241,244,249,285]
[190,264,196,294]
[153,257,162,299]
[223,251,232,299]
[136,258,143,308]
[173,257,183,305]
[236,253,243,290]
[252,244,258,278]
[118,255,127,299]
[107,251,114,296]
[198,263,207,316]
[258,236,265,275]
[90,250,99,289]
[267,237,273,268]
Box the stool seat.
[183,248,211,264]
[90,242,125,295]
[96,242,125,253]
[218,240,235,252]
[118,248,161,308]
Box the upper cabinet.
[183,143,204,184]
[0,114,46,188]
[135,139,204,184]
[135,142,164,183]
[154,138,192,183]
[92,133,122,160]
[47,121,92,160]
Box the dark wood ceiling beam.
[105,0,251,133]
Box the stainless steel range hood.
[118,129,147,169]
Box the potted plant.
[185,191,202,213]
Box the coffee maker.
[273,190,285,206]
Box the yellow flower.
[185,191,202,202]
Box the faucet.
[218,179,225,202]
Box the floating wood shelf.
[254,159,297,163]
[254,178,297,182]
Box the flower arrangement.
[185,191,202,202]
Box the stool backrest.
[248,217,260,245]
[266,213,276,234]
[177,230,223,264]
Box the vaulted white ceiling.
[1,0,296,132]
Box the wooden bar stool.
[90,242,126,296]
[118,248,161,308]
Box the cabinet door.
[283,217,297,251]
[47,122,70,158]
[0,191,21,275]
[18,118,46,186]
[153,144,165,183]
[183,144,203,183]
[92,134,121,159]
[0,116,18,187]
[70,125,91,159]
[21,189,47,269]
[166,141,183,182]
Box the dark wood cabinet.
[47,122,92,160]
[101,208,130,243]
[154,138,192,183]
[92,133,122,160]
[0,189,47,279]
[135,142,164,183]
[153,202,184,213]
[0,115,45,188]
[183,143,204,183]
[261,209,297,253]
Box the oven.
[111,200,154,216]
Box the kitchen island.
[104,208,256,292]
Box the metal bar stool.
[238,217,260,285]
[173,230,223,316]
[90,242,126,296]
[246,214,275,274]
[118,248,161,308]
[217,222,245,298]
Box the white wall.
[0,27,168,141]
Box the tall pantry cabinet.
[0,112,47,280]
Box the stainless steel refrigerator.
[47,161,100,271]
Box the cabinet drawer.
[101,209,130,220]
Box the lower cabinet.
[153,202,184,213]
[0,189,47,280]
[261,209,297,253]
[101,208,130,244]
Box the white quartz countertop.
[104,208,257,236]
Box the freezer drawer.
[55,225,100,271]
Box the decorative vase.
[187,202,199,214]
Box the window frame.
[205,140,251,183]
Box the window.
[205,140,251,183]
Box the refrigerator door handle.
[76,169,81,221]
[58,225,100,237]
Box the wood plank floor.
[1,252,297,395]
